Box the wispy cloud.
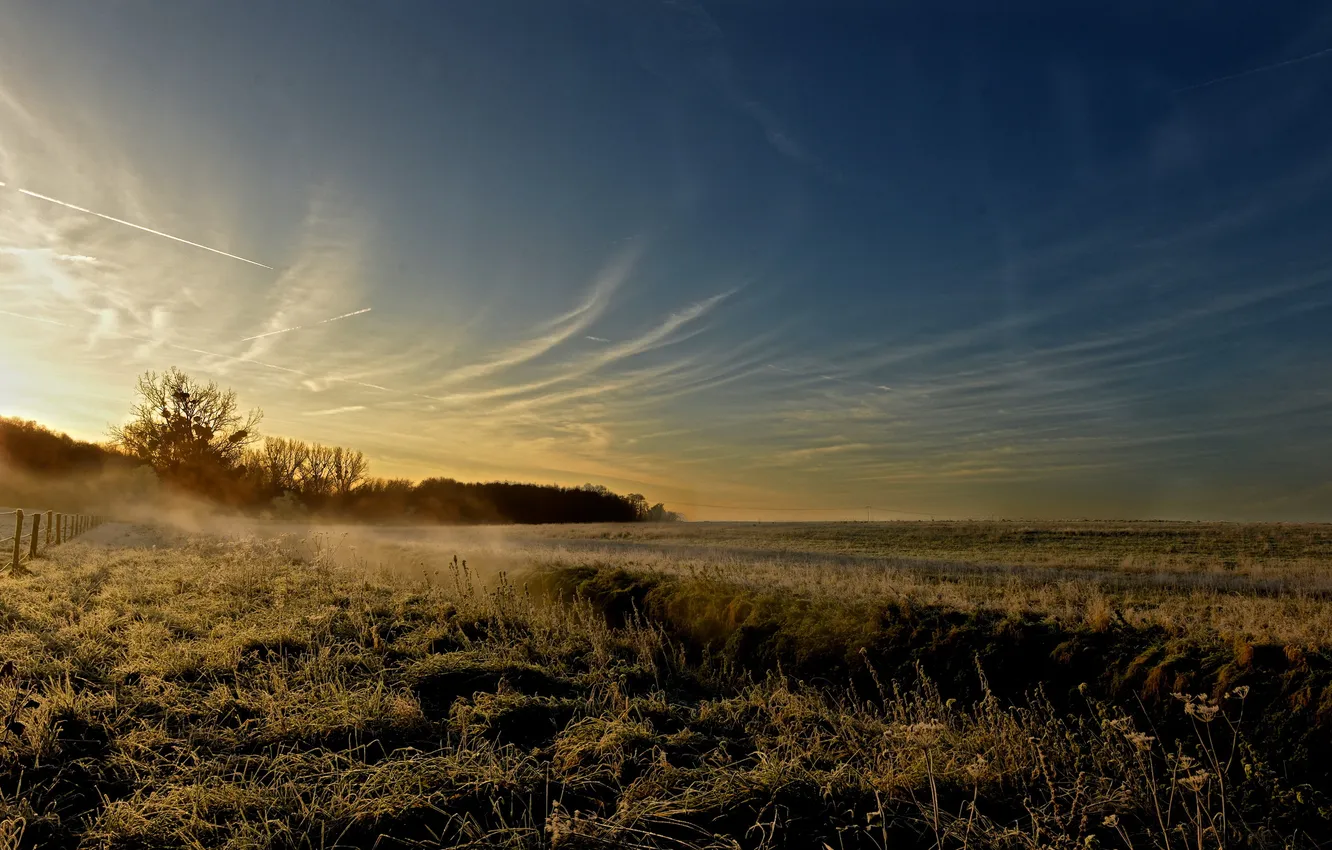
[438,242,641,386]
[244,211,364,357]
[421,287,737,408]
[304,405,366,416]
[86,307,119,350]
[594,289,735,363]
[633,0,814,168]
[0,246,97,264]
[774,442,874,462]
[133,306,171,360]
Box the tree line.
[4,368,680,524]
[1,417,130,477]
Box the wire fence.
[1,508,104,575]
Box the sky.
[2,1,1332,521]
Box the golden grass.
[0,527,1322,848]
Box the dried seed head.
[1184,701,1220,722]
[1180,771,1212,792]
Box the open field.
[522,521,1332,567]
[0,520,1329,848]
[301,520,1332,646]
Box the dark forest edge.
[0,368,680,524]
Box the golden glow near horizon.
[0,76,782,519]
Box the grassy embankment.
[0,524,1328,848]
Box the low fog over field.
[63,513,1332,647]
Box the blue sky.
[2,0,1332,520]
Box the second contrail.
[239,307,373,342]
[12,186,273,269]
[1174,45,1332,94]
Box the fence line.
[2,508,104,575]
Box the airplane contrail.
[240,324,302,342]
[172,344,308,374]
[0,308,74,328]
[239,307,372,342]
[11,186,273,269]
[319,307,373,323]
[1174,45,1332,94]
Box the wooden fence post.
[45,511,52,548]
[11,510,22,573]
[54,513,62,544]
[28,513,41,561]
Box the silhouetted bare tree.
[109,368,262,488]
[258,437,306,493]
[302,443,337,497]
[331,446,368,496]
